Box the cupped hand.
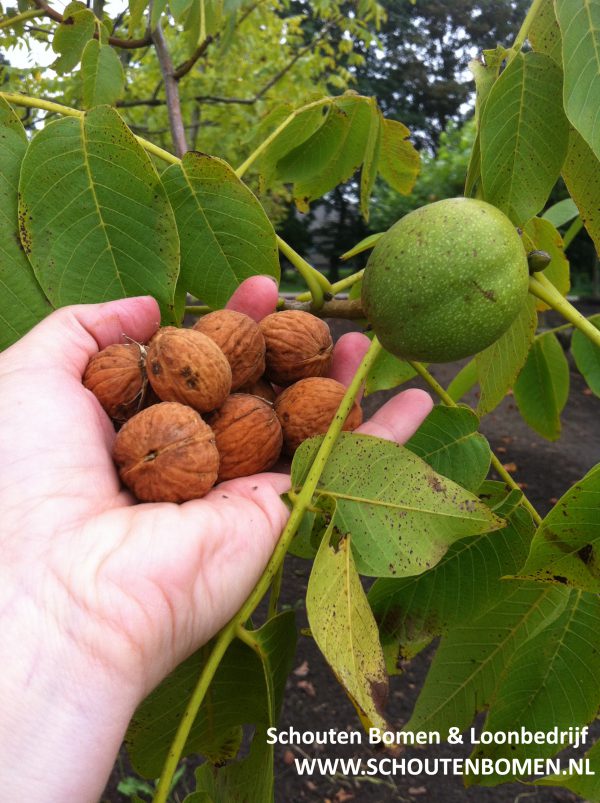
[0,276,432,800]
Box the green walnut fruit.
[361,197,529,363]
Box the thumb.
[6,297,161,377]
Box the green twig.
[0,9,42,29]
[296,268,365,303]
[152,337,383,803]
[408,361,543,527]
[184,305,211,315]
[267,562,284,619]
[277,235,331,309]
[529,275,600,349]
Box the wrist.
[0,577,139,802]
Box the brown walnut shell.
[274,377,363,454]
[147,326,232,413]
[259,310,333,386]
[237,376,277,404]
[83,342,147,422]
[193,309,266,391]
[112,402,219,502]
[206,394,283,481]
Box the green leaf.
[161,151,279,308]
[359,106,382,221]
[562,128,600,252]
[369,495,534,662]
[52,1,96,74]
[471,591,600,784]
[0,97,52,350]
[18,106,179,320]
[292,433,504,578]
[364,348,417,395]
[81,40,125,108]
[538,737,600,798]
[555,0,600,161]
[171,0,193,23]
[340,231,383,261]
[529,0,562,64]
[404,405,491,493]
[480,51,569,225]
[406,582,569,735]
[523,216,570,307]
[476,295,537,415]
[542,197,579,227]
[150,0,167,29]
[572,313,600,396]
[516,464,600,591]
[446,358,477,403]
[513,332,569,440]
[128,0,148,36]
[377,117,420,196]
[465,48,508,196]
[306,508,388,730]
[277,96,374,212]
[194,726,273,803]
[126,611,296,777]
[253,103,327,187]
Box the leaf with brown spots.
[516,464,600,591]
[306,507,389,732]
[292,433,504,578]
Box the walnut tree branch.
[31,0,152,48]
[173,35,213,81]
[151,21,188,157]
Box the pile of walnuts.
[83,309,363,503]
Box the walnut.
[112,402,219,502]
[193,309,265,391]
[206,394,283,481]
[83,342,147,422]
[274,377,363,454]
[147,326,231,413]
[259,311,333,386]
[237,376,277,404]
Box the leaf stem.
[234,97,329,179]
[408,361,543,526]
[0,91,179,165]
[510,0,545,56]
[152,337,382,803]
[529,275,600,349]
[0,9,43,29]
[295,268,365,303]
[267,562,284,618]
[277,235,331,308]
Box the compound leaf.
[571,313,600,396]
[476,295,537,415]
[81,40,125,108]
[555,0,600,161]
[162,151,279,308]
[404,405,491,493]
[513,331,570,440]
[292,433,504,578]
[480,51,569,225]
[0,97,51,349]
[18,106,179,320]
[516,464,600,591]
[307,508,388,731]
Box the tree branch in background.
[173,35,213,81]
[31,0,152,48]
[151,21,188,156]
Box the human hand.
[0,276,432,801]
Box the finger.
[226,276,279,322]
[329,331,371,394]
[356,388,433,444]
[13,297,161,377]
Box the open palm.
[0,277,432,801]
